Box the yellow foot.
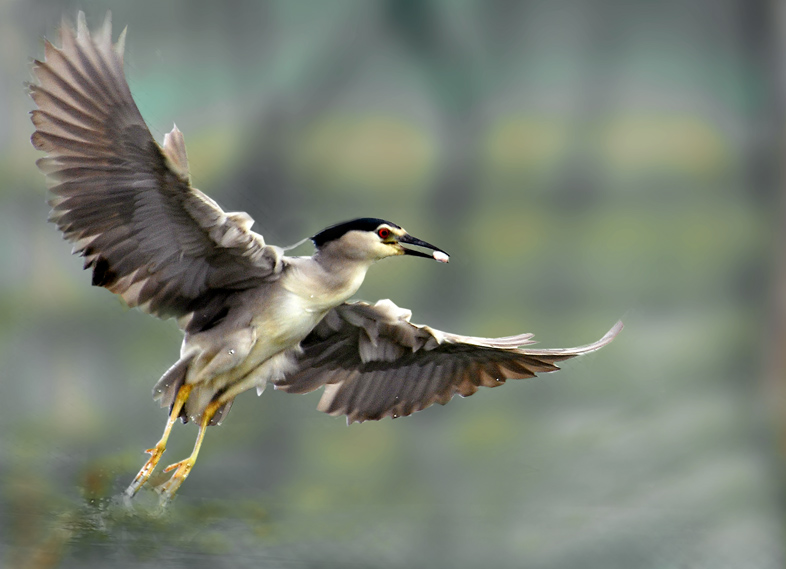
[154,458,195,505]
[124,384,193,502]
[124,442,167,500]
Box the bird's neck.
[284,252,374,311]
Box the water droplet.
[228,349,235,355]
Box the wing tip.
[162,124,190,180]
[600,319,624,345]
[572,319,624,354]
[75,11,89,40]
[519,319,623,357]
[115,26,128,60]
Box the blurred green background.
[1,0,784,567]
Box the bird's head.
[311,218,449,263]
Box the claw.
[155,458,196,505]
[124,384,192,500]
[163,458,192,474]
[152,399,220,506]
[124,441,167,499]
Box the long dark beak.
[399,233,450,263]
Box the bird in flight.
[29,13,622,505]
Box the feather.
[30,12,283,328]
[277,299,622,423]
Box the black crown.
[312,218,401,248]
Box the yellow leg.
[124,384,193,500]
[154,399,221,506]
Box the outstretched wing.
[276,299,623,423]
[29,12,282,332]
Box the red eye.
[377,227,391,240]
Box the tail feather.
[153,355,193,422]
[209,400,233,426]
[152,355,233,425]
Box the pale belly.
[182,290,331,419]
[223,291,328,387]
[255,290,327,349]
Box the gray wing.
[276,299,623,423]
[29,13,282,332]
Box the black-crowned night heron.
[29,13,622,504]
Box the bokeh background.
[1,0,784,567]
